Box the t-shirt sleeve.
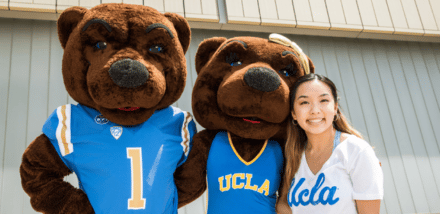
[42,105,73,171]
[348,145,384,200]
[176,112,197,167]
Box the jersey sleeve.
[176,111,197,167]
[348,145,384,200]
[42,104,74,170]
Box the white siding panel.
[376,41,440,213]
[259,0,278,20]
[356,0,378,27]
[429,0,440,31]
[56,0,79,13]
[370,0,393,28]
[349,39,416,214]
[123,0,142,5]
[47,22,68,115]
[293,0,319,28]
[202,0,218,16]
[259,0,292,26]
[276,0,296,22]
[320,39,351,119]
[418,43,440,111]
[79,0,100,9]
[340,0,362,26]
[408,43,440,145]
[332,38,368,138]
[225,0,260,24]
[407,42,440,212]
[308,0,330,28]
[144,0,165,12]
[415,0,438,31]
[225,0,243,17]
[8,0,56,12]
[293,0,312,22]
[185,0,218,22]
[306,37,327,76]
[383,40,431,213]
[0,0,7,9]
[22,21,52,214]
[164,0,184,16]
[0,18,13,208]
[101,0,123,4]
[399,0,424,35]
[387,0,409,33]
[184,0,203,17]
[326,0,345,25]
[0,19,32,214]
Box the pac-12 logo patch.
[95,115,109,125]
[110,126,123,140]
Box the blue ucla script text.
[288,173,339,207]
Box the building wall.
[1,18,440,213]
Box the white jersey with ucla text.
[288,133,383,214]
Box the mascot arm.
[175,129,217,208]
[20,134,94,214]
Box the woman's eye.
[300,101,308,105]
[94,41,107,50]
[321,99,329,102]
[149,45,164,53]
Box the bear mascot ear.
[164,13,191,54]
[57,6,88,49]
[195,37,227,74]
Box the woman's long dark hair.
[278,73,363,209]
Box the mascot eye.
[226,53,242,67]
[149,45,164,53]
[279,63,297,77]
[94,41,107,50]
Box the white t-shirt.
[288,134,384,214]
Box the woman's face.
[292,79,337,135]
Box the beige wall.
[1,18,440,214]
[0,0,440,42]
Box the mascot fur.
[20,3,198,213]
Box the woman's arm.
[276,198,292,214]
[275,179,292,214]
[355,200,380,214]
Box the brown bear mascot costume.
[175,34,315,213]
[20,3,198,214]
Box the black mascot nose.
[243,67,281,92]
[108,58,149,88]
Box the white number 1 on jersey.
[127,148,146,209]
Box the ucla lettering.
[218,173,270,196]
[288,173,339,207]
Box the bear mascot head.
[174,34,315,211]
[20,3,198,213]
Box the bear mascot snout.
[20,4,198,213]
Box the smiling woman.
[276,73,383,214]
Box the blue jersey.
[206,131,283,214]
[43,104,196,214]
